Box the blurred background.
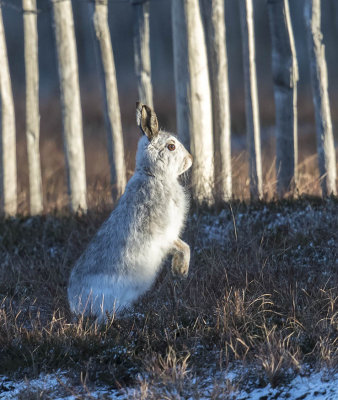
[2,0,338,210]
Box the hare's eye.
[167,143,176,151]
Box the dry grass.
[0,196,337,396]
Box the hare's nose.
[188,153,193,163]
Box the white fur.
[67,126,192,320]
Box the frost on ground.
[193,201,337,270]
[0,367,337,399]
[195,202,335,249]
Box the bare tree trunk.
[0,7,16,216]
[304,0,337,196]
[172,0,214,205]
[23,0,43,215]
[201,0,232,202]
[267,0,298,197]
[239,0,263,200]
[90,0,126,200]
[172,0,190,150]
[50,0,87,212]
[131,0,153,108]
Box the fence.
[0,0,337,215]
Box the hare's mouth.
[179,154,193,175]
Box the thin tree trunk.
[90,0,126,199]
[304,0,337,196]
[267,0,298,197]
[172,0,190,150]
[201,0,232,202]
[50,0,87,212]
[131,0,153,108]
[23,0,43,215]
[172,0,214,205]
[0,7,16,216]
[239,0,263,200]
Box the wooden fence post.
[201,0,232,202]
[50,0,87,212]
[304,0,337,196]
[23,0,43,214]
[89,0,126,200]
[131,0,153,108]
[172,0,214,205]
[267,0,299,197]
[0,6,17,216]
[239,0,263,200]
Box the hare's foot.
[171,239,190,278]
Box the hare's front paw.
[171,252,189,278]
[171,239,190,279]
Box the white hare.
[67,102,193,319]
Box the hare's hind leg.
[171,239,190,278]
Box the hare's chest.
[162,192,186,243]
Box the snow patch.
[1,368,336,399]
[236,371,338,400]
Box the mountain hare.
[68,102,193,319]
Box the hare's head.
[135,102,193,179]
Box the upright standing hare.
[68,102,193,319]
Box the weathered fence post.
[201,0,232,202]
[0,6,17,216]
[239,0,263,200]
[267,0,299,197]
[89,0,126,199]
[50,0,87,212]
[304,0,337,196]
[131,0,153,108]
[172,0,214,205]
[23,0,43,214]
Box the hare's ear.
[136,102,159,141]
